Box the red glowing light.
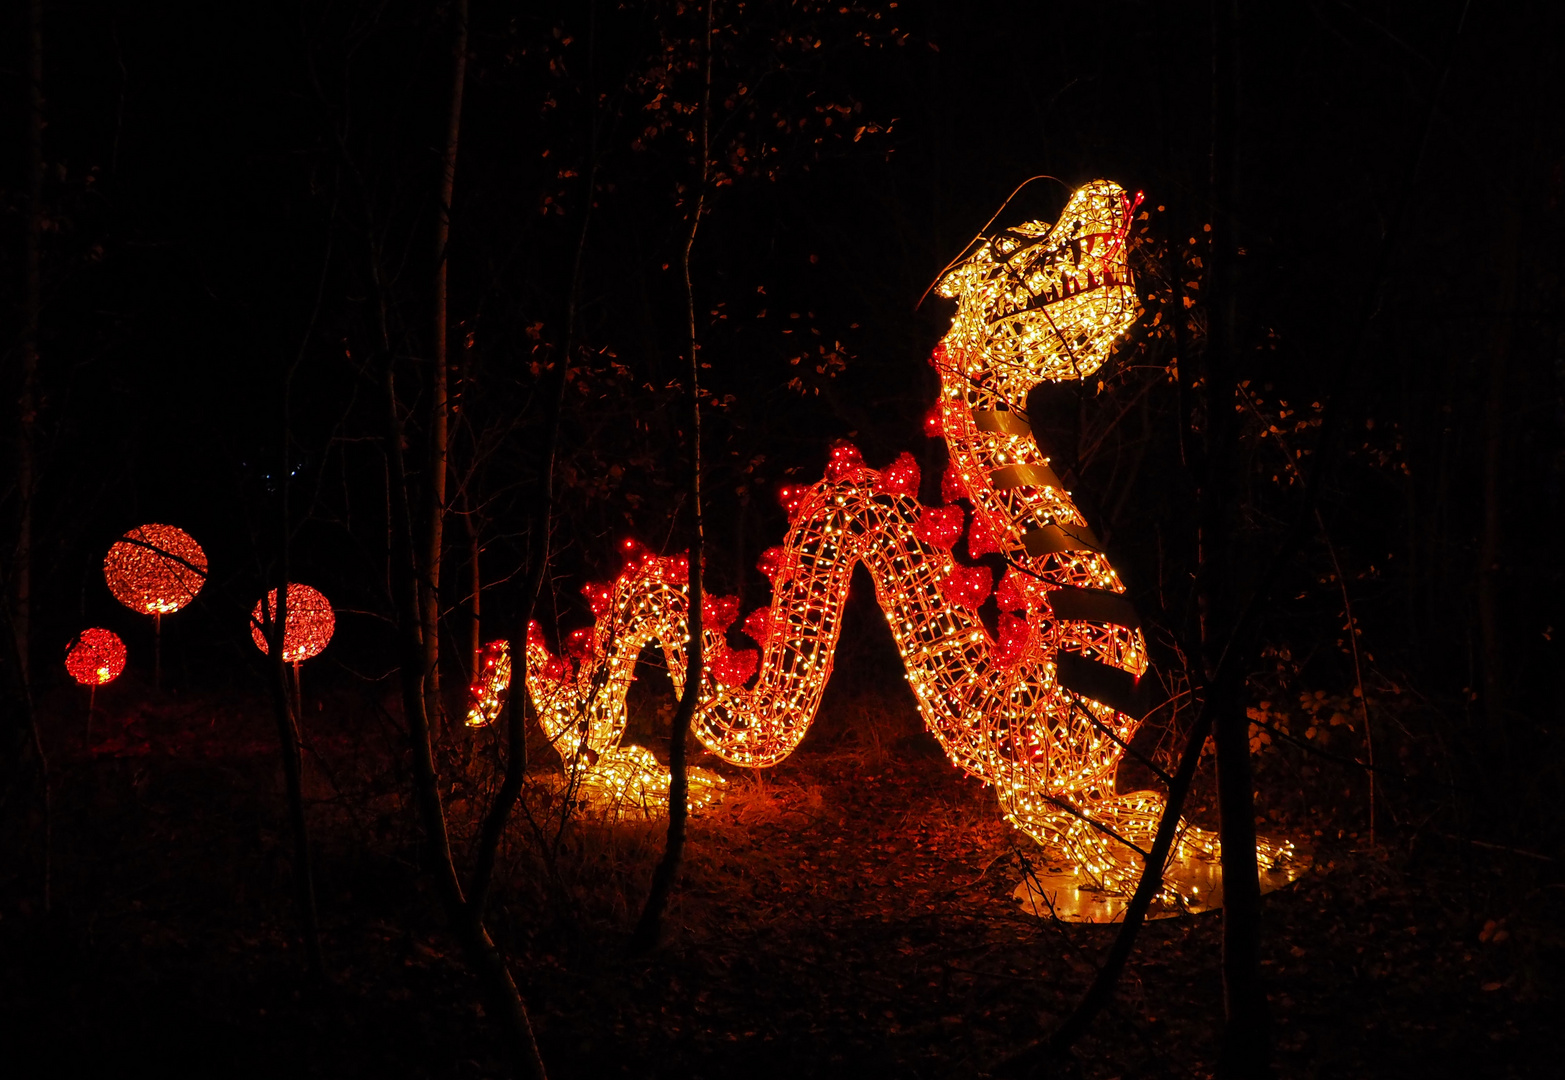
[825,440,865,482]
[991,612,1032,667]
[741,606,775,647]
[874,451,921,497]
[466,639,513,727]
[103,524,207,616]
[711,645,759,687]
[923,405,943,438]
[703,594,740,632]
[757,546,786,582]
[66,628,127,686]
[914,504,964,549]
[941,463,967,504]
[776,484,809,521]
[250,584,335,663]
[967,513,1001,556]
[996,571,1030,612]
[564,627,595,660]
[583,580,615,619]
[940,562,993,610]
[619,537,651,571]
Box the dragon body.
[524,180,1236,895]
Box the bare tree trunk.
[0,608,48,916]
[376,281,547,1079]
[629,0,712,957]
[424,0,469,735]
[263,581,325,982]
[465,498,481,682]
[1477,207,1518,739]
[1205,3,1269,1076]
[469,0,600,926]
[17,0,43,679]
[266,286,326,978]
[1000,689,1218,1075]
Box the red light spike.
[756,546,786,581]
[941,463,967,504]
[711,646,759,687]
[914,504,964,549]
[702,594,741,632]
[967,514,1001,556]
[923,405,943,438]
[874,451,921,496]
[940,563,993,610]
[825,439,865,482]
[741,606,774,646]
[564,627,594,660]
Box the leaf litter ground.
[2,674,1559,1079]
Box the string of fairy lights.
[521,179,1293,897]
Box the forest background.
[1,1,1562,1077]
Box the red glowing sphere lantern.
[103,524,207,616]
[250,584,335,663]
[65,628,127,686]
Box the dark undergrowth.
[1,669,1559,1079]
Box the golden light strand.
[466,639,513,728]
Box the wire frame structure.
[466,639,513,728]
[66,628,127,686]
[250,584,335,663]
[103,524,207,616]
[525,180,1292,897]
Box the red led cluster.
[967,514,1001,556]
[824,440,865,482]
[757,546,786,582]
[940,562,993,610]
[711,645,759,687]
[741,606,774,647]
[702,594,741,632]
[941,462,967,504]
[914,504,964,549]
[775,485,810,521]
[991,612,1032,667]
[874,451,921,497]
[923,405,944,438]
[66,627,127,686]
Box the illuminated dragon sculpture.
[497,180,1256,896]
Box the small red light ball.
[66,628,127,686]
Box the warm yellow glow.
[525,181,1290,895]
[573,745,725,819]
[466,639,513,727]
[103,524,207,616]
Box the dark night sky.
[4,0,1561,730]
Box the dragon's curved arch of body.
[518,180,1268,897]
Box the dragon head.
[936,179,1141,390]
